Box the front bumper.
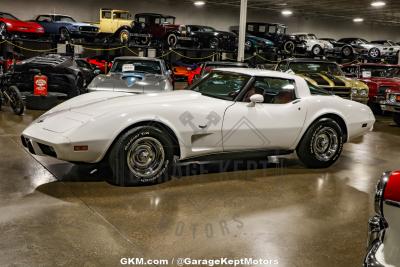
[364,215,388,267]
[351,95,369,105]
[380,101,400,113]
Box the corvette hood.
[5,18,42,29]
[43,90,207,118]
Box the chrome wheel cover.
[313,127,339,162]
[126,137,165,179]
[284,42,295,53]
[369,48,379,58]
[313,46,321,55]
[343,47,352,56]
[120,31,129,43]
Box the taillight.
[383,170,400,203]
[375,171,400,216]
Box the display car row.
[1,10,400,61]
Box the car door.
[222,76,307,151]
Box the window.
[190,72,250,101]
[55,16,76,23]
[113,12,131,20]
[102,11,112,19]
[242,77,296,104]
[111,59,161,74]
[76,60,92,70]
[268,25,276,34]
[259,25,266,33]
[137,17,146,23]
[0,12,18,20]
[37,15,52,22]
[247,25,254,32]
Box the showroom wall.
[2,0,400,41]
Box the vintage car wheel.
[393,113,400,126]
[119,29,130,44]
[369,48,380,59]
[167,33,178,47]
[108,126,174,186]
[209,37,219,49]
[245,40,253,52]
[297,118,344,168]
[341,46,353,58]
[0,22,7,37]
[311,45,323,56]
[59,28,71,41]
[283,41,295,54]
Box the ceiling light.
[281,10,293,16]
[353,18,364,22]
[371,1,386,7]
[194,1,205,6]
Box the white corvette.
[21,69,375,186]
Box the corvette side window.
[242,77,296,104]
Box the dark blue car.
[34,14,99,41]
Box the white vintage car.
[365,170,400,267]
[291,33,334,56]
[21,69,375,186]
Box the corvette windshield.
[199,26,216,32]
[289,62,343,76]
[360,66,400,78]
[297,34,317,41]
[111,60,162,74]
[190,72,250,101]
[55,16,76,23]
[202,64,246,75]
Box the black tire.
[108,126,175,186]
[311,45,323,56]
[118,29,130,44]
[7,86,25,115]
[283,41,295,54]
[341,46,353,58]
[209,37,219,49]
[166,33,178,47]
[369,48,380,59]
[0,22,7,37]
[296,118,344,168]
[59,28,70,42]
[393,113,400,126]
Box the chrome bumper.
[363,215,388,267]
[380,101,400,113]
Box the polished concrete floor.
[1,108,399,267]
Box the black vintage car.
[185,25,237,51]
[9,54,98,98]
[245,22,306,54]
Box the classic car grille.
[322,86,351,98]
[79,26,98,32]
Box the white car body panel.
[22,68,375,164]
[292,32,334,52]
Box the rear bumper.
[380,100,400,113]
[363,215,388,267]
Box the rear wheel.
[393,113,400,126]
[7,86,24,115]
[341,46,353,58]
[369,48,380,59]
[209,37,219,49]
[283,41,295,54]
[108,126,174,186]
[311,45,323,56]
[297,118,344,168]
[166,33,178,47]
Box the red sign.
[34,74,48,96]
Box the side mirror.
[248,94,264,106]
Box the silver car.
[88,57,174,94]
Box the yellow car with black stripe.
[276,58,369,104]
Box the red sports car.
[0,12,44,37]
[342,63,400,113]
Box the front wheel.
[6,86,25,115]
[341,46,353,58]
[59,28,70,42]
[297,118,344,168]
[393,113,400,126]
[283,41,295,54]
[166,33,178,47]
[369,48,380,59]
[311,45,323,56]
[119,29,130,44]
[0,22,7,37]
[108,126,175,186]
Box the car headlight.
[359,89,368,97]
[351,89,358,96]
[389,94,397,103]
[6,22,12,27]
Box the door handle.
[292,99,301,104]
[198,124,207,129]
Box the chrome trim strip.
[385,199,400,208]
